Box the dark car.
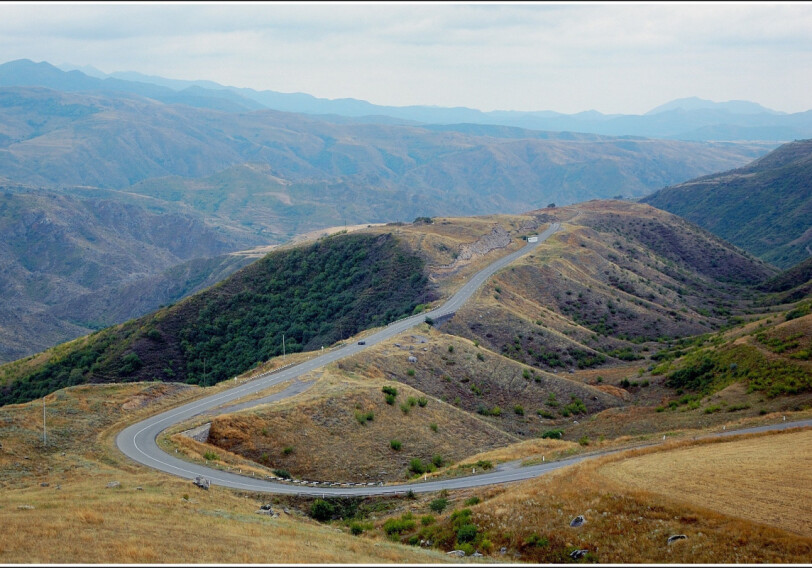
[358,340,366,345]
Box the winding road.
[116,221,810,496]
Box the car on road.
[358,340,366,345]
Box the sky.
[1,1,811,115]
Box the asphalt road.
[115,221,809,496]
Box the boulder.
[447,550,465,557]
[570,549,589,560]
[667,534,687,545]
[193,476,210,490]
[106,481,121,489]
[569,515,586,527]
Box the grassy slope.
[641,138,812,268]
[444,201,776,377]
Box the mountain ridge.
[8,58,810,141]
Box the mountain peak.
[646,96,782,116]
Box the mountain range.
[0,58,807,141]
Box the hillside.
[641,139,812,268]
[0,232,435,405]
[0,188,265,363]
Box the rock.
[17,505,34,510]
[499,547,507,555]
[40,482,49,487]
[193,476,210,490]
[136,486,143,491]
[472,552,483,557]
[260,504,273,511]
[667,534,688,545]
[106,481,121,489]
[570,549,589,559]
[570,515,586,527]
[408,356,418,363]
[283,507,291,515]
[447,550,465,557]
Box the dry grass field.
[0,382,451,564]
[599,429,812,537]
[422,429,812,564]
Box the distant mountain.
[645,96,784,116]
[0,59,264,112]
[641,139,812,268]
[0,85,773,211]
[37,60,812,141]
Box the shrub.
[563,396,587,415]
[421,515,435,526]
[355,410,374,424]
[432,454,445,468]
[385,394,396,405]
[541,429,564,439]
[537,409,555,419]
[382,385,398,397]
[418,397,428,407]
[383,515,416,536]
[429,422,438,432]
[457,542,475,556]
[476,352,484,361]
[407,368,415,377]
[203,451,219,461]
[390,439,402,451]
[282,446,294,455]
[456,523,478,543]
[310,499,335,521]
[350,522,364,536]
[424,316,434,326]
[429,498,448,513]
[273,469,291,479]
[400,402,411,414]
[407,396,418,406]
[464,496,481,506]
[578,435,590,446]
[448,345,454,353]
[409,458,426,475]
[524,533,550,548]
[514,405,525,416]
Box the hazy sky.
[1,1,811,115]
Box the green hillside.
[641,139,812,268]
[0,232,435,404]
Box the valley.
[0,56,810,566]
